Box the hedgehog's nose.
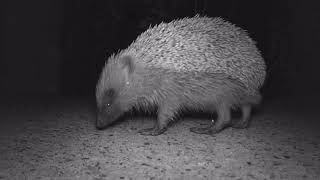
[96,112,107,130]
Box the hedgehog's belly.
[178,93,219,112]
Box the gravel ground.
[0,95,319,180]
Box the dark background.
[1,0,320,100]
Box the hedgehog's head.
[96,55,137,129]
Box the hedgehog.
[96,15,266,136]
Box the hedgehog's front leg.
[138,100,178,136]
[190,104,231,135]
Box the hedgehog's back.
[122,15,266,92]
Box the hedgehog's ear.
[120,55,135,75]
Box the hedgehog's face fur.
[96,55,137,129]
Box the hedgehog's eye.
[103,88,116,108]
[105,88,115,98]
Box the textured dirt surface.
[0,96,319,180]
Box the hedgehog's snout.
[96,104,122,130]
[96,108,113,130]
[96,111,108,130]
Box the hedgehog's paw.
[138,127,167,136]
[231,119,250,129]
[190,126,220,135]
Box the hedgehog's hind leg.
[190,104,231,135]
[231,104,252,129]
